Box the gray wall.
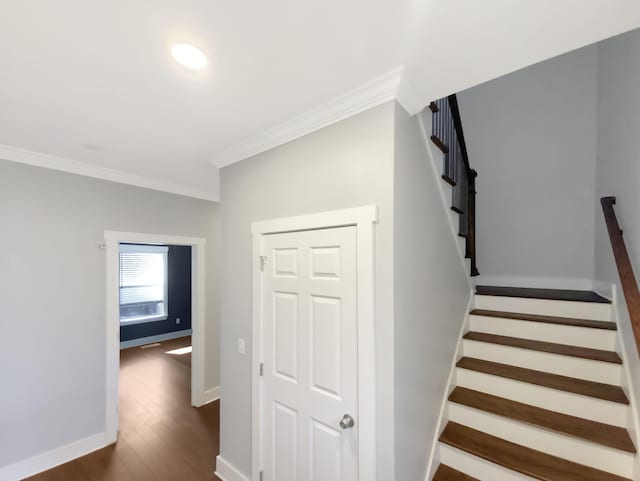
[458,45,598,287]
[594,28,640,406]
[219,102,396,479]
[393,104,471,481]
[0,160,220,468]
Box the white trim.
[424,290,475,481]
[0,432,110,481]
[119,329,193,350]
[592,280,613,300]
[611,286,640,433]
[418,111,473,290]
[104,231,208,446]
[215,456,250,481]
[203,386,221,405]
[251,205,378,481]
[609,285,640,479]
[213,67,408,167]
[476,275,595,291]
[0,144,218,202]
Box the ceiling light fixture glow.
[171,43,207,70]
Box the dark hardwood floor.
[24,336,221,481]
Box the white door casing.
[262,227,358,481]
[250,205,377,481]
[103,231,208,445]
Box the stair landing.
[475,286,611,304]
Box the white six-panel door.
[261,226,359,481]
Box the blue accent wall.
[120,245,192,342]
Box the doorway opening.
[104,231,208,444]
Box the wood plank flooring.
[23,336,221,481]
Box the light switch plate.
[238,338,246,355]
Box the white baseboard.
[591,280,613,300]
[215,455,250,481]
[203,386,221,405]
[475,275,594,291]
[119,329,192,349]
[0,432,110,481]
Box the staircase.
[432,286,638,481]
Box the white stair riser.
[462,340,622,385]
[456,368,628,427]
[457,236,466,254]
[440,178,453,200]
[448,404,634,477]
[474,296,611,321]
[470,315,617,351]
[449,210,459,228]
[439,444,538,481]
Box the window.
[119,244,169,325]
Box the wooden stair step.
[449,387,636,453]
[457,357,629,404]
[463,331,622,364]
[431,134,449,154]
[433,464,479,481]
[475,286,611,304]
[440,422,631,481]
[470,309,617,330]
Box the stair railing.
[601,196,640,355]
[430,94,479,276]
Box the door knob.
[339,414,355,430]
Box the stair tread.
[457,357,629,404]
[463,331,622,364]
[475,286,611,304]
[449,387,636,453]
[433,464,479,481]
[470,309,617,330]
[440,422,631,481]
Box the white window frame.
[118,243,169,325]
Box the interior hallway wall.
[0,160,220,469]
[593,27,640,419]
[393,104,471,481]
[458,45,598,288]
[218,102,396,479]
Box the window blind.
[119,244,168,322]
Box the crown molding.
[0,144,219,202]
[212,65,426,168]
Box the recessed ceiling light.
[171,43,207,70]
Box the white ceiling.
[1,0,640,201]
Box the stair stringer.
[610,284,640,479]
[417,110,472,284]
[423,290,474,481]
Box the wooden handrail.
[601,196,640,354]
[447,94,471,175]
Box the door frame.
[103,230,207,444]
[251,205,378,481]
